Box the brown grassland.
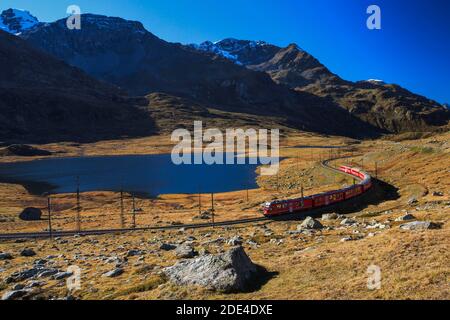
[0,130,448,300]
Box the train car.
[263,165,372,217]
[344,185,363,200]
[263,197,313,217]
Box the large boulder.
[175,243,197,259]
[164,246,259,293]
[298,217,323,230]
[0,144,52,157]
[400,221,441,231]
[19,208,42,221]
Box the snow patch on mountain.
[189,38,272,65]
[0,8,39,35]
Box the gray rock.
[6,268,41,283]
[164,247,259,293]
[160,243,177,251]
[2,289,31,300]
[322,213,339,221]
[395,214,416,222]
[20,249,36,257]
[0,252,13,260]
[102,268,124,278]
[298,217,323,230]
[227,236,244,246]
[407,197,418,205]
[341,218,357,226]
[400,221,440,231]
[127,250,144,257]
[175,244,197,259]
[432,191,444,197]
[19,207,42,221]
[340,237,353,242]
[12,284,25,291]
[52,271,73,280]
[25,281,44,289]
[37,268,59,278]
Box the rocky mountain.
[0,30,155,143]
[0,9,40,35]
[20,13,380,138]
[12,10,449,137]
[191,38,449,133]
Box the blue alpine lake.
[0,154,278,197]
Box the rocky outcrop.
[0,145,51,157]
[400,221,441,231]
[19,207,42,221]
[298,217,323,230]
[0,30,155,143]
[164,246,259,293]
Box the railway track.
[0,155,367,240]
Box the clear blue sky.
[2,0,449,103]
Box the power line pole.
[211,193,215,228]
[76,176,81,232]
[132,195,136,229]
[198,188,202,216]
[120,189,125,229]
[375,161,378,179]
[47,196,53,240]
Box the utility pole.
[198,189,202,216]
[132,195,136,229]
[211,193,215,228]
[76,176,81,232]
[47,196,53,240]
[301,184,305,207]
[375,161,378,179]
[120,189,125,229]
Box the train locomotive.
[263,166,372,217]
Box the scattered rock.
[341,218,357,226]
[227,236,244,246]
[164,247,259,293]
[160,243,177,251]
[298,217,323,230]
[19,207,42,221]
[52,271,73,280]
[175,244,197,259]
[432,191,444,197]
[400,221,441,231]
[0,252,13,260]
[12,284,25,291]
[127,250,144,257]
[322,213,339,221]
[340,237,353,242]
[37,268,59,278]
[2,289,31,300]
[395,214,416,222]
[20,249,36,257]
[407,197,418,206]
[102,268,124,278]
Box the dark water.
[0,154,277,197]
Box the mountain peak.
[0,8,39,35]
[190,38,279,65]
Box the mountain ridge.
[2,9,447,139]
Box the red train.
[263,166,372,217]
